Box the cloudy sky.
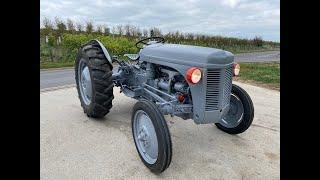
[40,0,280,42]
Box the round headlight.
[186,67,202,84]
[233,63,240,76]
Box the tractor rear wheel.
[75,41,114,118]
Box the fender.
[87,39,113,68]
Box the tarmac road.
[234,51,280,63]
[40,81,280,179]
[40,51,280,91]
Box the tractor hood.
[139,43,234,68]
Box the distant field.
[234,62,280,90]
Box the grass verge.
[234,62,280,90]
[40,61,74,69]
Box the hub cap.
[78,61,92,105]
[133,110,158,164]
[220,94,244,128]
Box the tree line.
[41,17,161,38]
[41,17,279,48]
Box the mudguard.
[87,39,113,68]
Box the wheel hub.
[138,126,151,149]
[221,94,244,128]
[78,62,92,105]
[133,110,158,164]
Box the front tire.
[75,41,114,118]
[131,100,172,174]
[215,84,254,134]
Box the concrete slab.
[40,81,279,180]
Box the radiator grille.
[205,69,221,111]
[205,67,233,111]
[221,67,233,107]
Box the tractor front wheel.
[215,84,254,134]
[132,100,172,174]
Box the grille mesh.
[205,69,221,111]
[222,67,233,107]
[205,66,232,111]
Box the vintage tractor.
[75,37,254,173]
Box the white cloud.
[222,0,241,8]
[40,0,280,41]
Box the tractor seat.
[124,54,139,61]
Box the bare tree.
[76,23,83,32]
[96,24,103,34]
[85,21,93,33]
[111,26,116,35]
[150,27,162,37]
[174,31,180,39]
[253,36,263,47]
[129,25,137,37]
[54,17,66,36]
[116,25,123,36]
[136,27,142,38]
[129,26,142,37]
[42,17,53,36]
[67,19,75,33]
[154,27,162,36]
[103,25,110,35]
[124,24,131,36]
[143,28,148,37]
[43,17,53,29]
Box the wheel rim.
[78,61,92,105]
[133,110,158,164]
[220,94,244,128]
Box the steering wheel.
[135,36,165,49]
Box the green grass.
[235,62,280,90]
[40,61,74,69]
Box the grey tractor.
[75,37,254,173]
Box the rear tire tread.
[75,41,114,118]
